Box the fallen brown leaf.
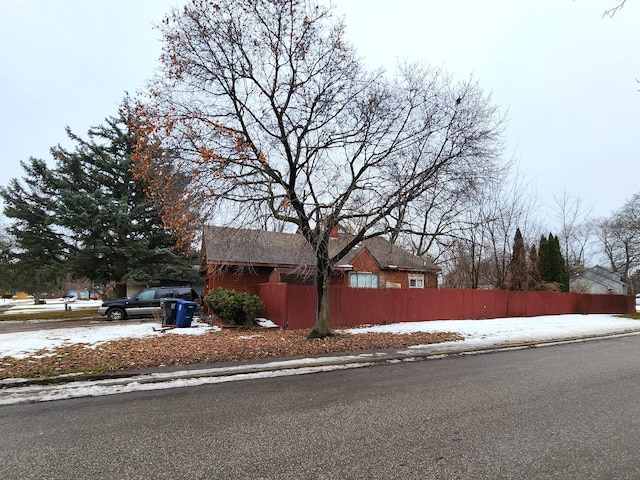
[0,328,462,380]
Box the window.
[408,274,424,288]
[155,288,177,299]
[349,272,379,288]
[136,289,156,300]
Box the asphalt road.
[1,336,639,479]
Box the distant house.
[570,265,628,295]
[200,226,440,295]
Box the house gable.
[350,247,381,273]
[570,265,628,295]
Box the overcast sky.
[0,0,637,226]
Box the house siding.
[202,227,440,295]
[205,265,271,296]
[346,248,438,288]
[380,271,410,288]
[376,271,438,288]
[204,263,438,293]
[351,249,380,273]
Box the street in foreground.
[1,335,639,479]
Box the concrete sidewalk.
[2,316,640,405]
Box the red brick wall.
[205,259,438,295]
[346,270,438,289]
[379,271,408,288]
[206,265,271,296]
[351,249,380,273]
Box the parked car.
[636,294,640,312]
[98,287,201,320]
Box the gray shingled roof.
[202,226,315,267]
[572,266,627,290]
[339,236,437,270]
[203,226,439,271]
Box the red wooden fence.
[257,284,635,330]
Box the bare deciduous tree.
[133,0,504,336]
[551,187,594,288]
[438,165,538,289]
[594,192,640,292]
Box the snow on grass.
[2,299,103,314]
[256,318,279,328]
[1,313,639,361]
[341,314,640,352]
[344,314,639,337]
[0,320,214,359]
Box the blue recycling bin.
[175,299,198,328]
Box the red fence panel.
[473,290,495,319]
[589,293,634,314]
[257,284,635,330]
[415,288,441,321]
[258,283,287,327]
[285,285,316,329]
[506,291,527,318]
[332,287,387,327]
[524,292,545,317]
[438,289,460,320]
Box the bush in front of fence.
[204,288,265,326]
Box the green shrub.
[203,288,265,325]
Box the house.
[200,225,440,295]
[570,265,628,295]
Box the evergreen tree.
[548,234,569,291]
[0,223,18,295]
[537,233,569,291]
[509,228,527,290]
[537,234,551,283]
[0,101,195,298]
[1,159,69,300]
[528,244,542,290]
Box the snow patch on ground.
[1,299,103,315]
[2,313,638,360]
[0,320,213,359]
[342,314,640,353]
[343,314,639,338]
[256,318,279,328]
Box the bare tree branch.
[603,0,627,17]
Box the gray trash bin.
[160,298,178,325]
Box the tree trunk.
[308,266,333,339]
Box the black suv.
[98,287,200,321]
